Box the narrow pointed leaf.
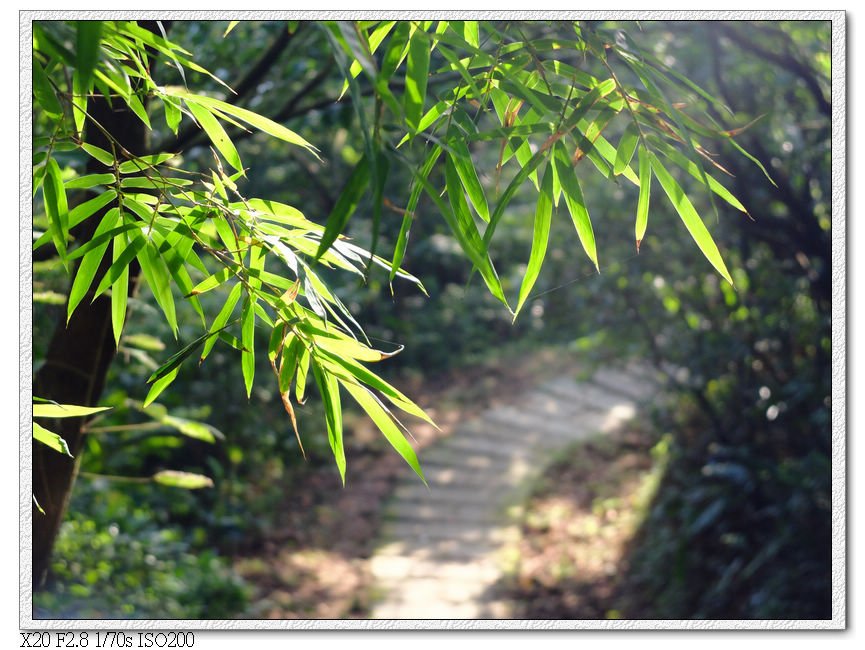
[315,156,371,260]
[32,59,63,119]
[241,295,256,398]
[43,159,69,260]
[33,423,72,457]
[33,404,111,419]
[67,208,120,323]
[152,470,213,489]
[649,152,733,285]
[185,100,243,173]
[404,28,431,131]
[111,231,130,346]
[614,122,640,175]
[201,283,242,363]
[340,379,425,485]
[312,361,346,484]
[636,145,651,251]
[515,159,554,317]
[554,142,598,272]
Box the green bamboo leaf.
[111,231,130,346]
[390,145,441,284]
[650,137,748,215]
[515,159,554,318]
[223,21,239,37]
[447,130,490,222]
[614,122,640,176]
[379,20,411,82]
[198,282,243,364]
[405,27,431,131]
[312,361,346,485]
[33,423,72,457]
[188,267,234,296]
[441,152,509,310]
[152,470,213,489]
[64,173,116,190]
[67,208,120,323]
[32,59,63,119]
[241,295,256,398]
[278,335,300,394]
[64,221,142,262]
[80,143,115,167]
[144,368,179,407]
[316,348,437,429]
[147,329,216,384]
[185,100,243,173]
[133,402,222,443]
[93,233,146,299]
[295,345,310,404]
[315,156,371,260]
[125,92,151,130]
[163,97,181,134]
[43,159,69,260]
[75,21,103,93]
[33,403,111,419]
[636,145,651,251]
[124,333,165,352]
[554,141,598,272]
[167,90,320,160]
[137,238,178,337]
[117,153,177,174]
[71,68,88,136]
[649,151,733,285]
[340,378,425,485]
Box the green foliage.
[33,19,760,480]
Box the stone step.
[382,520,520,546]
[482,405,606,440]
[591,367,658,401]
[384,500,500,525]
[427,428,534,460]
[539,376,639,411]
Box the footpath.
[369,364,659,619]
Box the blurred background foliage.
[32,19,832,619]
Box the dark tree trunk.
[31,20,169,591]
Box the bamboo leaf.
[649,151,733,285]
[168,90,320,160]
[312,361,346,484]
[201,284,243,364]
[32,59,63,119]
[33,423,72,457]
[64,173,116,190]
[185,100,243,173]
[111,230,132,347]
[614,122,640,175]
[152,470,213,489]
[241,295,256,398]
[515,159,554,318]
[67,208,120,323]
[223,21,239,37]
[144,368,179,407]
[636,145,651,252]
[554,141,598,272]
[447,129,490,222]
[137,238,178,338]
[33,403,111,419]
[43,159,69,260]
[405,27,431,131]
[340,378,425,485]
[315,156,371,260]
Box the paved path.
[369,364,659,619]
